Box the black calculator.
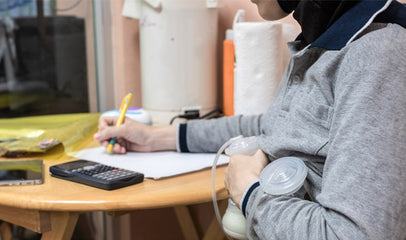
[50,160,144,190]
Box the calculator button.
[83,166,95,171]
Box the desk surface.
[0,134,228,212]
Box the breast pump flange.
[211,136,308,240]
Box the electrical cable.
[169,115,180,125]
[169,111,200,125]
[169,116,179,125]
[54,0,82,12]
[169,108,223,125]
[199,109,223,119]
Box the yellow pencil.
[107,92,133,154]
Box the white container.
[101,107,152,125]
[139,0,219,124]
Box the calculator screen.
[57,160,95,170]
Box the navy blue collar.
[307,0,406,50]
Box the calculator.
[50,160,144,190]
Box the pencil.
[107,92,133,154]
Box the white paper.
[72,147,229,179]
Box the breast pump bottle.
[212,136,308,240]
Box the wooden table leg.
[41,212,80,240]
[173,205,200,240]
[0,221,12,240]
[0,205,51,233]
[203,199,228,240]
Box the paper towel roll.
[233,19,296,116]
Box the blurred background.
[0,0,92,118]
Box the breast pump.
[211,136,308,240]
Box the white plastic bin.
[139,0,219,124]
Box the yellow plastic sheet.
[0,113,100,157]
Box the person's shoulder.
[337,23,405,75]
[347,23,406,58]
[333,24,406,93]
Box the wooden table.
[0,134,229,240]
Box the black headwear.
[277,0,363,44]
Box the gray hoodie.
[179,1,406,239]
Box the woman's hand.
[225,150,269,207]
[93,116,177,153]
